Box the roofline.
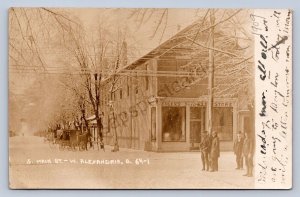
[101,19,201,84]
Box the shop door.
[190,107,205,150]
[244,116,251,134]
[190,121,201,150]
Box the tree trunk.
[95,114,103,140]
[111,110,119,152]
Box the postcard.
[8,8,292,189]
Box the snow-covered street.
[9,136,254,189]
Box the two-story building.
[98,20,254,152]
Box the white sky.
[10,8,201,95]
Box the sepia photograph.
[8,8,292,189]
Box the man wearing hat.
[243,131,254,177]
[199,130,210,171]
[233,131,244,169]
[210,131,220,172]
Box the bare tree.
[56,18,130,151]
[9,8,82,133]
[9,8,134,150]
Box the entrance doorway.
[239,111,252,136]
[190,107,205,150]
[243,116,251,133]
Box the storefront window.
[162,107,186,142]
[151,107,156,141]
[213,107,233,141]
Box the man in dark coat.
[199,130,210,171]
[243,132,255,177]
[233,131,244,169]
[210,131,220,172]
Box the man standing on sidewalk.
[233,131,244,170]
[243,132,254,177]
[200,131,210,171]
[210,131,220,172]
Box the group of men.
[233,131,254,177]
[199,131,220,172]
[199,130,254,177]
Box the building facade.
[97,21,254,152]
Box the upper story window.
[127,84,130,97]
[111,92,115,101]
[127,77,130,97]
[119,89,123,100]
[157,60,177,71]
[135,86,139,95]
[157,59,190,72]
[145,64,149,90]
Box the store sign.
[213,102,233,107]
[161,101,234,107]
[161,101,206,107]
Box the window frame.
[161,106,186,142]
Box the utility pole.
[207,9,215,134]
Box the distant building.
[99,20,254,152]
